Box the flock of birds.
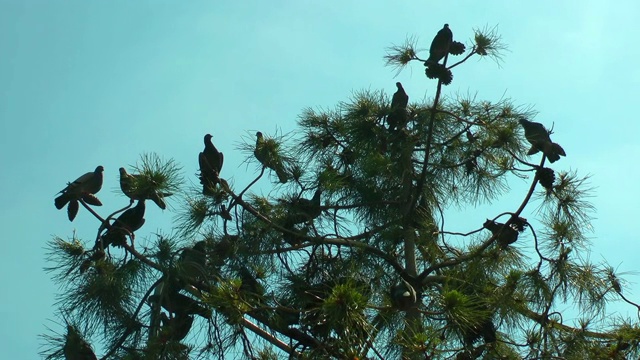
[51,23,567,359]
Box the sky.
[1,1,639,358]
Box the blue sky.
[1,1,639,358]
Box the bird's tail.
[275,168,288,183]
[544,143,566,163]
[552,143,566,157]
[67,200,79,221]
[148,192,167,209]
[55,193,71,209]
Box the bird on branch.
[119,167,170,209]
[519,118,566,163]
[199,134,224,194]
[255,131,288,183]
[387,82,409,131]
[426,24,453,65]
[55,166,104,221]
[97,199,146,249]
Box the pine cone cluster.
[449,41,466,55]
[536,167,555,190]
[425,64,453,85]
[511,216,528,232]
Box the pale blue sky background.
[1,1,639,358]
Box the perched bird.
[119,167,169,209]
[153,289,211,319]
[98,200,146,248]
[285,189,322,225]
[463,318,497,346]
[178,241,208,284]
[55,166,104,221]
[63,325,97,360]
[239,266,265,303]
[199,134,224,193]
[387,82,409,130]
[483,219,518,248]
[390,279,417,310]
[255,132,288,183]
[426,24,453,65]
[159,312,194,342]
[519,118,566,163]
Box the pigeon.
[518,118,566,163]
[159,312,194,342]
[55,166,104,217]
[63,325,97,360]
[483,219,518,248]
[119,167,168,209]
[199,134,224,192]
[98,200,146,248]
[152,289,211,319]
[285,189,322,225]
[387,82,409,130]
[254,132,288,183]
[390,279,417,310]
[426,24,453,65]
[178,241,207,283]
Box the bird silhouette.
[519,118,566,163]
[387,82,409,130]
[426,24,453,65]
[255,132,288,183]
[55,166,104,221]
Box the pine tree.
[43,26,640,360]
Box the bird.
[159,312,194,342]
[518,118,566,163]
[63,325,97,360]
[426,24,453,65]
[119,167,169,209]
[387,82,409,130]
[483,219,518,248]
[178,241,208,284]
[97,200,146,248]
[152,289,211,319]
[390,279,417,310]
[255,132,288,183]
[55,166,104,220]
[199,134,224,193]
[285,189,322,225]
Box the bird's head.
[95,166,104,173]
[119,167,127,175]
[444,23,449,28]
[256,131,263,138]
[204,134,213,143]
[396,82,403,89]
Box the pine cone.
[425,64,440,79]
[536,167,555,190]
[511,216,528,232]
[449,41,466,55]
[440,68,453,85]
[424,64,453,85]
